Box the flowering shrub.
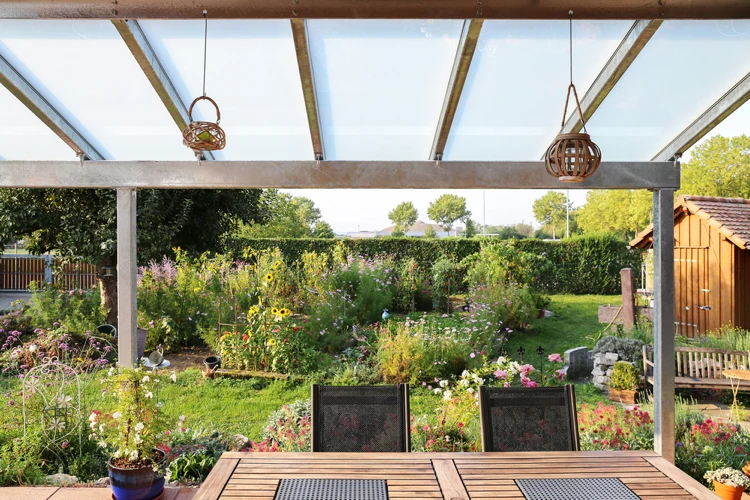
[411,390,479,452]
[27,282,105,335]
[577,402,654,450]
[248,400,311,452]
[89,367,169,466]
[677,418,750,482]
[704,467,750,488]
[1,325,113,375]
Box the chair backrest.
[311,384,410,452]
[478,385,580,452]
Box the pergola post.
[116,188,138,367]
[652,188,676,462]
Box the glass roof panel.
[683,98,750,162]
[587,20,750,161]
[139,20,313,161]
[0,84,76,160]
[307,20,464,160]
[0,20,193,160]
[444,20,632,161]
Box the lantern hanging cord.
[202,10,208,97]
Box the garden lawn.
[503,294,621,358]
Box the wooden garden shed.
[631,195,750,338]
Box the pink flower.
[494,369,508,380]
[470,352,476,359]
[503,382,510,388]
[548,353,563,363]
[521,377,538,388]
[554,369,565,381]
[519,364,535,377]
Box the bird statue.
[382,309,390,321]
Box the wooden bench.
[643,346,750,390]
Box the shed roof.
[630,195,750,250]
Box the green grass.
[503,294,621,358]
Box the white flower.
[445,435,451,442]
[112,412,122,419]
[133,435,143,445]
[458,379,470,388]
[178,415,186,422]
[443,390,452,401]
[135,422,145,432]
[467,387,475,394]
[108,367,115,377]
[145,391,153,399]
[433,388,441,395]
[496,356,506,365]
[28,345,37,353]
[98,441,107,449]
[461,370,470,378]
[89,412,98,422]
[157,402,163,408]
[113,450,122,459]
[439,380,449,388]
[170,372,177,383]
[129,450,139,461]
[142,375,150,383]
[99,423,105,433]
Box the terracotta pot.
[608,387,636,405]
[713,481,745,500]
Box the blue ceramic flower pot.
[108,449,166,500]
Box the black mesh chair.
[478,385,580,452]
[311,384,410,452]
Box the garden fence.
[0,254,98,291]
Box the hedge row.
[224,235,642,295]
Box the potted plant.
[704,467,750,500]
[89,367,169,500]
[608,361,639,404]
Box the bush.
[593,336,646,363]
[431,257,463,314]
[609,362,640,390]
[249,400,311,452]
[27,282,105,335]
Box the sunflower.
[267,338,277,346]
[247,306,259,317]
[280,308,291,317]
[271,307,279,315]
[273,260,282,269]
[264,273,274,282]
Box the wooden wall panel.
[720,236,734,329]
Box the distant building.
[379,220,463,238]
[345,231,380,239]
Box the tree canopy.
[577,189,652,240]
[532,191,571,239]
[240,190,331,239]
[388,201,418,233]
[680,135,750,198]
[427,194,471,231]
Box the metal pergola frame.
[2,0,749,466]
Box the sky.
[0,18,747,234]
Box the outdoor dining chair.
[311,384,410,452]
[478,384,580,452]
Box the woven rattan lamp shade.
[544,132,601,183]
[182,95,226,152]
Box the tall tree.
[532,191,570,239]
[388,201,418,233]
[427,194,471,232]
[680,135,750,198]
[0,188,266,325]
[577,190,652,240]
[240,190,330,238]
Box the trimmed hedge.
[224,234,642,295]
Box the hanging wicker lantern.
[182,95,226,152]
[545,13,602,183]
[182,11,226,154]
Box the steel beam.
[0,160,679,190]
[116,188,137,367]
[653,72,750,161]
[653,188,676,463]
[1,0,749,19]
[430,19,482,161]
[290,19,324,160]
[0,54,103,160]
[558,20,662,136]
[113,19,214,161]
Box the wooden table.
[723,369,750,418]
[193,451,719,500]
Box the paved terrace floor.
[0,486,196,500]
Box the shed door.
[674,247,709,338]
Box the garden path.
[0,291,31,311]
[0,486,196,500]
